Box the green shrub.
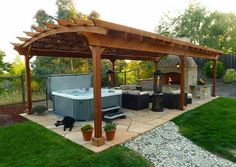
[32,105,47,115]
[204,61,224,78]
[224,69,236,83]
[81,124,93,132]
[103,123,116,132]
[31,80,40,92]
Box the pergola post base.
[179,56,185,111]
[92,137,105,147]
[212,59,217,97]
[24,46,32,115]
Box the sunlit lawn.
[173,97,236,162]
[0,121,153,167]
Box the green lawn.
[0,121,152,167]
[173,97,236,162]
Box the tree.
[9,55,25,76]
[33,9,54,28]
[200,12,236,53]
[56,0,78,19]
[0,50,10,76]
[155,2,236,53]
[88,10,101,19]
[32,0,101,79]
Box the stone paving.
[21,97,217,153]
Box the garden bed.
[0,104,26,126]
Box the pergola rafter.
[12,18,224,147]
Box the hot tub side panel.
[53,94,122,121]
[53,95,74,118]
[74,99,94,121]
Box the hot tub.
[52,88,122,121]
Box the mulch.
[0,104,27,126]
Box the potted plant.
[81,124,93,141]
[103,123,117,141]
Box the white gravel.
[124,122,236,167]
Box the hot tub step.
[104,111,126,120]
[102,106,120,112]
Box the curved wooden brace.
[22,26,108,48]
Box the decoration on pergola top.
[12,18,223,61]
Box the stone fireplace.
[158,55,198,93]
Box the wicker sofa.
[163,90,192,109]
[122,91,149,110]
[119,85,150,110]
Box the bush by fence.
[0,75,46,106]
[224,69,236,83]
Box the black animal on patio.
[55,116,75,131]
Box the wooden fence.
[194,54,236,70]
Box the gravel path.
[124,122,236,167]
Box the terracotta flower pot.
[105,129,116,141]
[82,129,93,141]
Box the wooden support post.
[212,59,217,97]
[24,46,32,114]
[179,56,185,110]
[154,61,158,71]
[124,70,127,85]
[110,59,116,87]
[20,74,25,104]
[91,46,105,147]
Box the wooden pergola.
[12,18,224,147]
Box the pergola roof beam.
[24,31,40,37]
[57,19,75,26]
[92,19,223,54]
[32,26,48,33]
[44,22,61,29]
[72,18,94,26]
[17,37,30,42]
[84,32,218,59]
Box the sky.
[0,0,235,63]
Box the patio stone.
[146,111,167,118]
[52,128,70,136]
[83,143,111,153]
[128,121,154,133]
[45,124,60,130]
[116,124,129,131]
[36,118,58,126]
[114,117,132,126]
[106,130,138,146]
[146,118,169,126]
[131,115,154,122]
[65,131,91,145]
